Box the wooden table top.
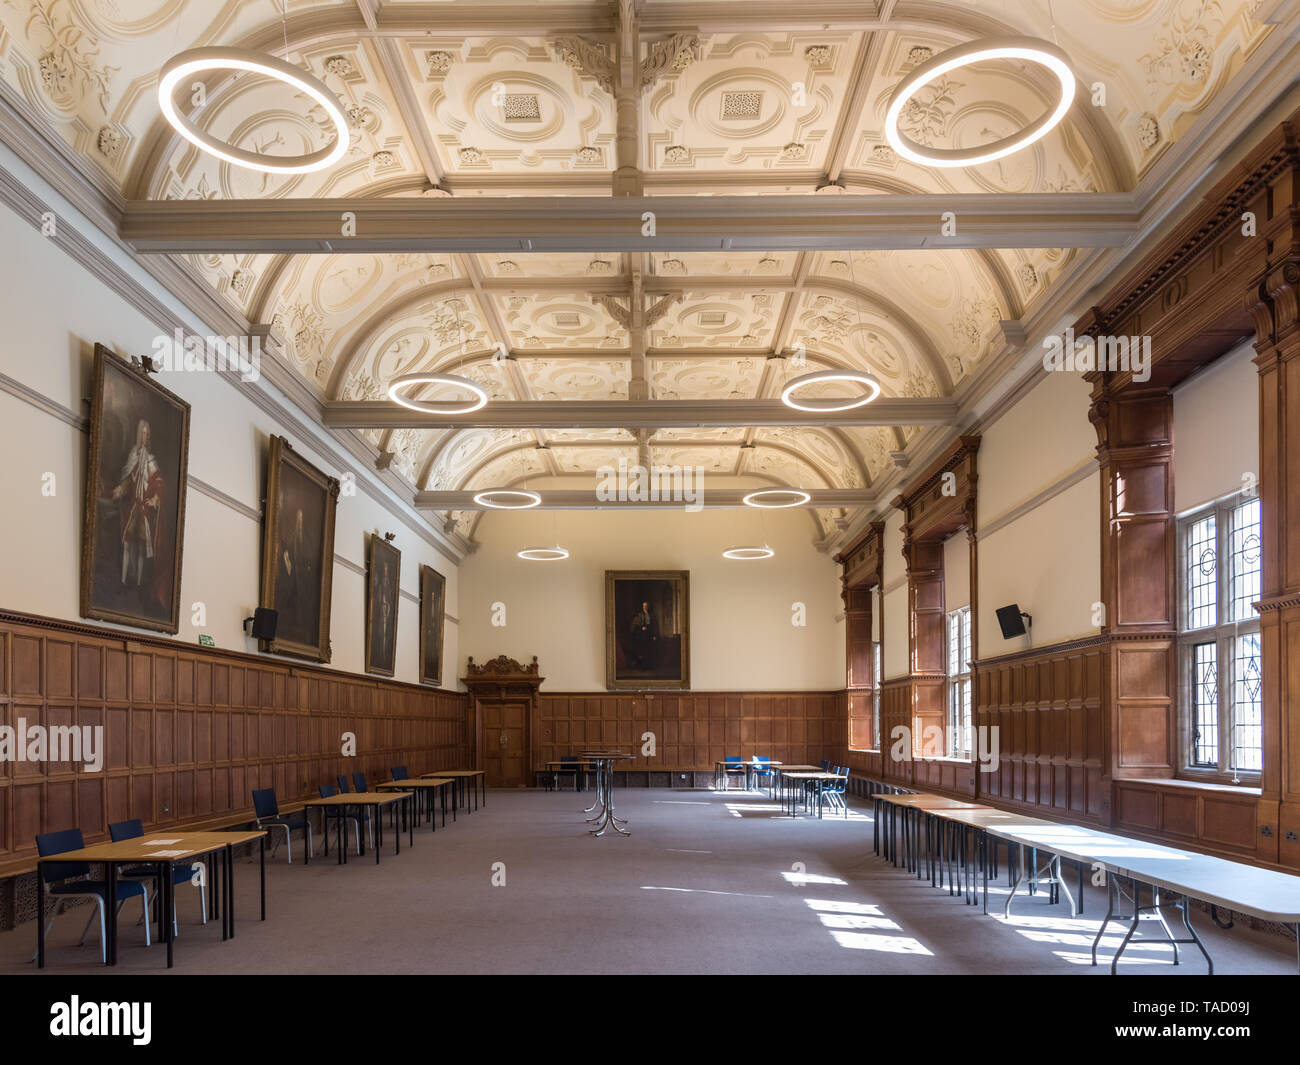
[780,771,845,780]
[775,764,824,773]
[716,760,784,767]
[875,794,987,810]
[38,830,268,864]
[376,778,452,789]
[420,769,484,778]
[304,792,407,807]
[930,808,1058,829]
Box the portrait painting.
[605,570,690,690]
[259,435,338,662]
[80,343,191,634]
[419,564,446,686]
[366,535,401,677]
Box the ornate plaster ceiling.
[0,0,1280,544]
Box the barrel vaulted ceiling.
[0,0,1281,545]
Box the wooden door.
[483,700,528,787]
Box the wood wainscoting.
[973,636,1109,822]
[0,609,472,874]
[841,636,1265,863]
[535,690,846,783]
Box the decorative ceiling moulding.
[323,396,957,430]
[117,193,1142,254]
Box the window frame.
[1176,491,1263,784]
[945,605,972,758]
[872,640,881,750]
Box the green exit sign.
[198,634,215,648]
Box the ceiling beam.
[414,488,872,510]
[323,397,957,430]
[119,193,1140,254]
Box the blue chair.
[336,775,351,794]
[391,766,409,781]
[820,759,831,771]
[751,756,777,795]
[318,785,362,855]
[109,818,206,936]
[352,772,368,793]
[34,828,151,963]
[721,756,746,791]
[821,764,852,816]
[252,788,313,864]
[823,766,850,817]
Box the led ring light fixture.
[387,373,489,414]
[473,489,542,510]
[723,545,775,561]
[158,48,349,174]
[781,369,881,413]
[884,37,1076,168]
[743,488,812,509]
[517,547,570,561]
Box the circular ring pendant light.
[518,547,570,561]
[723,545,775,561]
[884,37,1075,168]
[781,369,881,413]
[387,373,489,414]
[473,489,542,510]
[743,488,812,509]
[158,47,349,174]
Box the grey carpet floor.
[3,788,1294,975]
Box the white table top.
[982,821,1300,924]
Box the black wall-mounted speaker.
[246,607,278,641]
[996,604,1029,640]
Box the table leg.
[1091,874,1116,967]
[36,865,45,969]
[227,846,235,939]
[220,847,228,941]
[1111,876,1143,975]
[981,830,988,914]
[409,796,414,848]
[162,861,173,968]
[1003,843,1025,919]
[375,805,383,865]
[107,860,118,966]
[260,837,266,921]
[340,807,347,866]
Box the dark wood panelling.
[974,638,1109,822]
[535,690,845,772]
[0,610,471,869]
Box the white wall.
[0,197,460,686]
[457,506,844,690]
[975,368,1101,654]
[1174,338,1259,513]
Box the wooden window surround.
[835,521,884,752]
[891,436,980,774]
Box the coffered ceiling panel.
[0,0,1282,547]
[643,31,861,174]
